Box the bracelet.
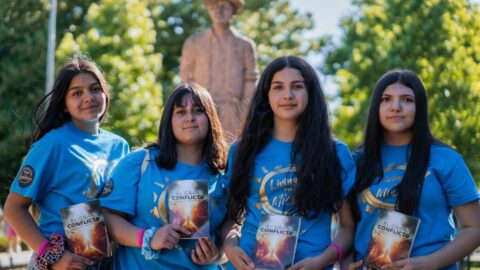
[36,233,65,270]
[327,242,343,262]
[141,227,161,260]
[37,239,50,256]
[137,228,146,248]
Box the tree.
[0,0,105,201]
[324,0,480,182]
[0,1,49,201]
[56,0,163,145]
[147,0,319,94]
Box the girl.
[100,84,228,269]
[222,55,356,270]
[348,69,480,270]
[4,58,130,269]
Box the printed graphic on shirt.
[18,165,35,188]
[360,164,430,213]
[100,179,114,198]
[151,178,169,224]
[258,165,298,215]
[72,145,117,199]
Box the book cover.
[364,208,421,270]
[252,214,302,270]
[60,199,111,260]
[168,179,209,238]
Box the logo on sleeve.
[100,178,114,197]
[18,166,35,188]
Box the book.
[364,208,421,270]
[168,179,209,238]
[252,214,302,270]
[60,199,111,260]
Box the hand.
[223,243,254,270]
[51,250,92,270]
[381,256,435,270]
[347,260,364,270]
[191,238,219,265]
[289,256,323,270]
[149,224,191,250]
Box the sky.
[290,0,353,40]
[289,0,354,101]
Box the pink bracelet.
[328,242,343,261]
[137,228,146,248]
[37,239,50,256]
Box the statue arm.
[179,37,195,83]
[243,40,258,102]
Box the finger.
[168,230,181,242]
[348,260,364,270]
[195,241,207,260]
[289,263,301,270]
[199,238,213,257]
[191,249,201,264]
[66,261,86,270]
[159,236,174,249]
[172,224,192,235]
[202,238,217,254]
[72,254,93,266]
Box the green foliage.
[0,0,317,202]
[56,0,163,146]
[324,0,480,183]
[147,0,318,94]
[0,0,49,202]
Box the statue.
[180,0,258,141]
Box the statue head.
[203,0,244,14]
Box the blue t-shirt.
[100,148,227,270]
[224,138,356,269]
[354,143,480,270]
[11,121,129,237]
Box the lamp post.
[45,0,57,94]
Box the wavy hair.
[227,56,343,224]
[32,57,110,144]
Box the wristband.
[327,242,343,262]
[37,239,50,256]
[36,233,65,270]
[137,228,146,248]
[141,227,161,260]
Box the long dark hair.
[349,69,439,219]
[153,84,227,173]
[227,55,343,224]
[32,57,110,144]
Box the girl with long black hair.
[4,58,130,269]
[222,55,356,270]
[348,69,480,270]
[100,84,229,269]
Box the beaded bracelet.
[141,227,161,260]
[36,233,65,270]
[327,242,343,262]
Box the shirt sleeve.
[100,149,145,216]
[222,143,238,188]
[10,139,58,200]
[438,154,479,207]
[336,142,356,197]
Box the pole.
[45,0,57,94]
